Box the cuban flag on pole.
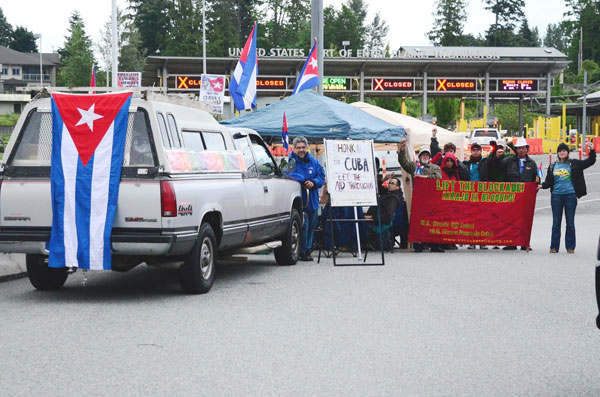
[229,23,257,111]
[49,92,133,270]
[292,39,319,95]
[282,111,289,152]
[537,161,544,179]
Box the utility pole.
[111,0,118,88]
[202,0,207,74]
[311,0,324,94]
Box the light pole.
[34,34,42,88]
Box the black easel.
[317,204,385,266]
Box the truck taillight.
[160,180,177,217]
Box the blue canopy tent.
[221,90,406,142]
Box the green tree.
[543,22,568,52]
[427,0,468,46]
[164,0,203,56]
[0,8,13,47]
[364,13,389,53]
[9,26,37,52]
[206,0,261,57]
[483,0,525,46]
[432,98,458,128]
[262,0,311,50]
[563,0,600,72]
[57,12,96,87]
[515,20,541,47]
[128,0,171,55]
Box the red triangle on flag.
[52,92,132,167]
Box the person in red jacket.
[441,152,461,181]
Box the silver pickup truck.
[0,94,302,294]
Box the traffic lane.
[2,216,600,395]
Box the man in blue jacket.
[286,137,325,261]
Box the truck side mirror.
[281,158,296,173]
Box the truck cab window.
[250,136,278,177]
[157,113,172,148]
[202,131,226,151]
[234,136,258,178]
[167,114,182,148]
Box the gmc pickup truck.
[0,93,302,294]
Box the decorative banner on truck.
[408,178,537,246]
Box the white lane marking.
[585,172,600,176]
[535,197,600,211]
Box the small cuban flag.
[415,162,424,175]
[537,161,544,179]
[89,64,96,94]
[49,92,133,270]
[282,111,289,152]
[292,38,319,95]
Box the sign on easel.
[324,139,378,207]
[322,139,383,266]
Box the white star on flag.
[212,81,222,90]
[75,103,104,132]
[309,57,318,69]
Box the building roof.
[397,46,567,59]
[0,46,60,66]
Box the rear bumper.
[0,228,197,256]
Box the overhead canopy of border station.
[143,46,569,103]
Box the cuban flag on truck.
[229,23,257,111]
[292,39,319,95]
[48,92,133,270]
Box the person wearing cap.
[500,137,540,250]
[501,138,540,183]
[463,141,489,182]
[541,142,596,253]
[397,139,444,253]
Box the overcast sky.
[3,0,569,55]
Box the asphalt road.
[1,154,599,396]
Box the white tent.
[350,101,465,160]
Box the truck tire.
[274,209,301,266]
[180,223,217,294]
[26,254,68,290]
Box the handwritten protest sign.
[408,178,537,246]
[324,139,377,207]
[116,72,141,88]
[200,74,225,114]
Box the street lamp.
[33,34,42,88]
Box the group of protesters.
[284,132,596,261]
[395,130,596,253]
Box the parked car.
[0,94,302,294]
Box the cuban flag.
[292,39,319,95]
[537,161,544,179]
[48,92,133,270]
[282,111,289,152]
[229,23,257,111]
[415,161,424,175]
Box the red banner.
[408,178,537,246]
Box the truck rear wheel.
[26,254,68,290]
[274,209,301,266]
[180,223,217,294]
